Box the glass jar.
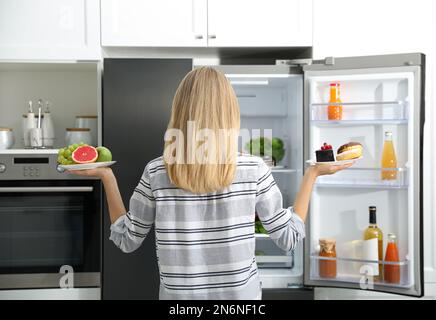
[319,238,337,278]
[328,83,343,120]
[65,128,92,146]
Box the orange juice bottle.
[381,132,398,180]
[384,233,400,284]
[328,83,343,120]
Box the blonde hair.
[163,67,240,194]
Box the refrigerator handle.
[324,56,335,66]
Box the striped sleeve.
[109,164,156,253]
[255,159,305,251]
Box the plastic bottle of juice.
[328,83,343,120]
[381,132,398,180]
[384,233,400,284]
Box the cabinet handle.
[209,34,217,39]
[195,35,204,40]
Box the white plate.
[306,156,362,166]
[58,161,116,171]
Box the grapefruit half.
[72,146,98,164]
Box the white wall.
[0,64,98,148]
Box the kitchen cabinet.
[0,0,100,61]
[312,0,433,59]
[207,0,312,47]
[101,0,312,48]
[312,0,436,297]
[101,0,208,47]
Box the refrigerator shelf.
[271,168,298,174]
[255,233,269,238]
[310,100,408,123]
[310,119,408,126]
[256,255,294,264]
[315,167,408,189]
[309,255,412,289]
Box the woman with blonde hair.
[71,67,352,299]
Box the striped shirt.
[109,154,305,300]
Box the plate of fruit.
[57,143,115,171]
[306,142,363,165]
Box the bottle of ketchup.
[328,83,343,120]
[384,233,400,284]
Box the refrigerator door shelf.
[310,100,408,123]
[311,119,408,126]
[315,167,408,189]
[309,255,412,289]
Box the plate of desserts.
[306,142,363,166]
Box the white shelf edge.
[255,233,269,238]
[256,256,293,264]
[270,168,298,173]
[310,120,408,126]
[0,149,59,155]
[314,183,408,190]
[311,100,406,107]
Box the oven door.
[0,180,101,289]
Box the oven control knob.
[56,165,65,173]
[0,163,6,173]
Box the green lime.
[96,146,112,162]
[72,143,79,150]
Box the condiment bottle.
[381,132,398,180]
[319,238,337,278]
[41,101,55,147]
[384,233,400,284]
[23,101,36,147]
[328,83,343,120]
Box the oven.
[0,152,101,292]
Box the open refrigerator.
[212,53,424,297]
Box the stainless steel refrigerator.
[102,53,424,298]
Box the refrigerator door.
[102,59,192,299]
[303,53,424,297]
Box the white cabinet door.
[0,0,100,61]
[101,0,207,47]
[207,0,312,47]
[312,0,433,59]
